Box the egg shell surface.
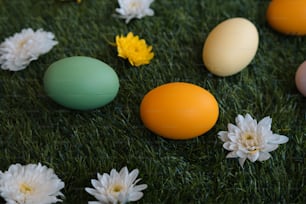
[140,82,219,140]
[295,61,306,96]
[266,0,306,35]
[44,56,119,110]
[203,17,259,77]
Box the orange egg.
[266,0,306,35]
[140,82,219,140]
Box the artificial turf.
[0,0,305,203]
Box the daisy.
[115,0,154,24]
[0,28,58,71]
[85,166,147,204]
[115,32,154,67]
[0,163,65,204]
[218,113,289,167]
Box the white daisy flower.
[0,28,58,71]
[0,163,65,204]
[115,0,154,24]
[85,166,147,204]
[218,113,289,167]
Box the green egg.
[43,56,119,110]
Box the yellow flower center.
[19,183,34,194]
[18,38,29,48]
[241,132,261,153]
[244,134,253,140]
[108,184,126,199]
[113,185,123,193]
[130,2,140,9]
[112,184,124,193]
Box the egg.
[202,17,259,77]
[295,61,306,96]
[44,56,119,110]
[140,82,219,140]
[266,0,306,35]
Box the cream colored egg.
[203,17,259,77]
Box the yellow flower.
[115,32,154,67]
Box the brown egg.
[295,61,306,96]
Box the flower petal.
[258,116,272,129]
[269,134,289,144]
[247,151,260,162]
[226,151,238,158]
[239,157,247,168]
[236,150,247,158]
[223,142,233,151]
[228,124,240,134]
[217,131,229,142]
[128,191,144,202]
[126,168,139,186]
[262,144,279,152]
[228,133,238,142]
[132,184,148,192]
[258,152,271,161]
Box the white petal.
[262,144,279,152]
[128,191,144,201]
[245,113,254,122]
[239,114,256,132]
[119,166,129,182]
[91,179,102,189]
[86,187,109,203]
[217,131,229,142]
[235,114,245,125]
[258,152,271,161]
[247,151,259,162]
[239,157,247,168]
[226,151,238,158]
[127,169,139,185]
[145,8,154,16]
[228,133,238,142]
[133,184,148,192]
[269,134,289,144]
[258,127,273,141]
[224,142,238,151]
[100,173,110,187]
[110,168,118,178]
[85,187,97,196]
[223,142,233,151]
[236,150,247,158]
[258,116,272,129]
[228,124,240,134]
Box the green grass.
[0,0,305,203]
